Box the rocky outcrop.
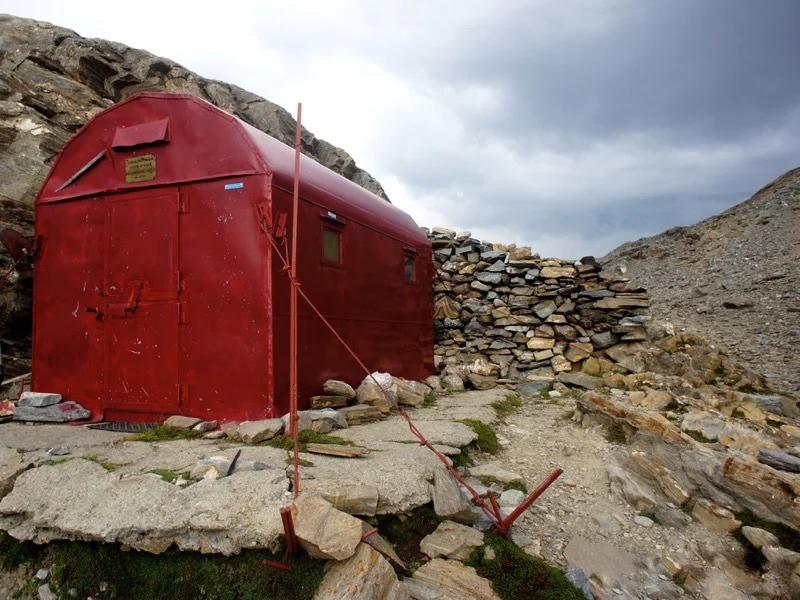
[0,14,388,371]
[603,166,800,396]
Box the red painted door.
[103,190,180,415]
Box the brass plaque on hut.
[125,154,157,183]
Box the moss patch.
[0,531,43,571]
[491,394,522,417]
[123,425,199,443]
[424,392,437,406]
[503,480,528,494]
[458,419,500,454]
[734,509,800,553]
[466,533,586,599]
[603,421,629,445]
[45,541,325,600]
[262,430,352,452]
[480,475,500,487]
[684,429,717,444]
[376,506,440,569]
[451,452,474,469]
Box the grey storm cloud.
[434,0,800,146]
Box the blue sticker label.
[224,182,244,190]
[327,211,337,219]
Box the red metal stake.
[486,490,504,523]
[289,103,302,498]
[262,559,293,572]
[494,468,563,537]
[280,505,299,558]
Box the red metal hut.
[32,92,434,423]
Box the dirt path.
[489,392,753,599]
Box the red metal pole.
[495,468,563,537]
[280,505,299,558]
[289,103,302,498]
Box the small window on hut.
[404,252,416,281]
[323,226,341,263]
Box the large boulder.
[292,495,362,561]
[420,521,484,560]
[313,543,402,600]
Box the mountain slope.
[603,167,800,394]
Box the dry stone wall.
[427,228,652,386]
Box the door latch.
[124,282,143,314]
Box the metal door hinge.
[179,301,188,324]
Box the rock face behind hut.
[0,14,388,376]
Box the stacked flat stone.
[428,227,651,382]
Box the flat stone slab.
[18,392,62,408]
[13,402,91,423]
[0,458,289,555]
[564,535,636,584]
[414,405,498,426]
[0,446,31,499]
[305,444,368,458]
[299,440,448,514]
[434,389,509,408]
[0,424,123,452]
[339,416,478,448]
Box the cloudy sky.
[4,1,800,258]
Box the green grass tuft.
[538,387,550,400]
[123,425,199,443]
[424,392,437,406]
[458,419,500,454]
[151,469,190,483]
[491,393,522,417]
[47,541,325,600]
[262,430,352,452]
[466,533,586,599]
[82,455,123,472]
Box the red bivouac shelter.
[32,92,434,423]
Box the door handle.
[124,282,143,313]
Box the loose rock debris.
[3,330,800,598]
